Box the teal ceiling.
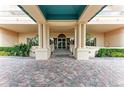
[38,5,87,20]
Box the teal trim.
[88,5,107,22]
[38,5,87,20]
[18,5,36,22]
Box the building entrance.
[58,34,66,49]
[53,34,70,49]
[58,38,66,49]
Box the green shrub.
[0,51,11,56]
[11,44,32,57]
[111,52,124,57]
[0,47,14,52]
[97,48,124,57]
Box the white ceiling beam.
[78,5,105,23]
[21,5,46,23]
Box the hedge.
[111,52,124,57]
[0,51,11,56]
[0,44,31,57]
[0,47,14,52]
[97,48,124,57]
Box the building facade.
[0,5,124,60]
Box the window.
[86,33,96,46]
[26,35,38,46]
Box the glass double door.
[58,38,66,49]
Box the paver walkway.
[0,49,124,87]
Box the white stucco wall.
[88,32,104,47]
[0,27,37,47]
[104,28,124,47]
[0,28,19,47]
[19,32,37,44]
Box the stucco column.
[46,24,51,58]
[74,26,77,48]
[78,23,82,48]
[38,23,47,48]
[77,23,86,48]
[81,24,86,48]
[35,23,49,60]
[38,24,43,48]
[73,26,78,56]
[42,24,47,48]
[76,23,89,60]
[46,24,50,48]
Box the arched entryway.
[52,34,70,50]
[52,34,72,58]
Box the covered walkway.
[51,49,73,58]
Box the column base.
[70,45,73,53]
[76,48,89,60]
[73,47,77,57]
[50,44,55,54]
[35,48,50,60]
[47,47,51,58]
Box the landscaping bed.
[0,44,31,57]
[97,48,124,57]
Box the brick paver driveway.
[0,49,124,87]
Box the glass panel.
[58,39,61,41]
[86,33,96,46]
[67,38,70,49]
[67,38,70,45]
[58,41,61,48]
[57,38,67,49]
[63,41,66,48]
[54,38,57,49]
